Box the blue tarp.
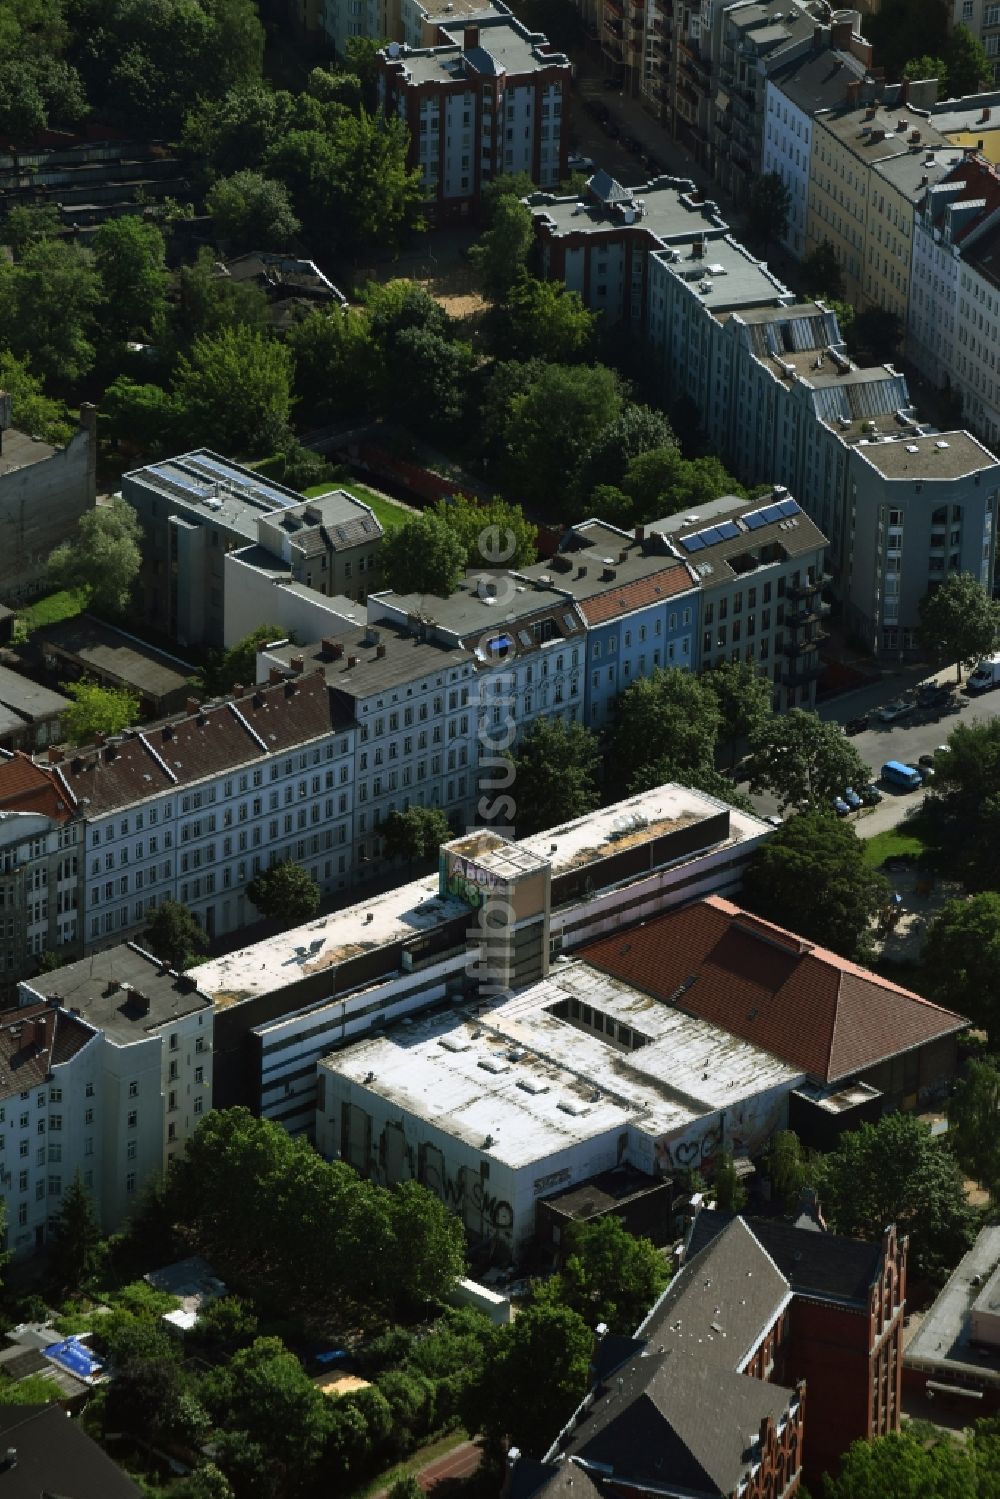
[44,1335,102,1380]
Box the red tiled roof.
[581,895,965,1083]
[930,156,1000,242]
[55,672,337,816]
[579,567,693,626]
[0,1002,95,1097]
[0,752,73,823]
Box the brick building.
[377,16,571,214]
[509,1211,906,1498]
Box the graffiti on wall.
[365,1126,516,1246]
[439,852,505,910]
[654,1094,788,1177]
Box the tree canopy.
[703,660,773,768]
[824,1429,978,1499]
[918,572,1000,681]
[381,807,452,864]
[461,1302,592,1457]
[536,1217,670,1335]
[945,23,991,96]
[609,668,721,795]
[747,172,791,248]
[47,1172,102,1295]
[0,237,102,385]
[507,717,602,836]
[816,1112,976,1282]
[246,860,320,924]
[172,325,294,458]
[0,351,72,445]
[381,513,467,597]
[747,708,870,811]
[470,196,535,301]
[503,362,625,513]
[145,899,209,972]
[431,494,537,571]
[62,681,141,747]
[48,496,142,615]
[949,1057,1000,1201]
[496,275,597,363]
[741,810,889,961]
[92,217,169,348]
[206,170,301,252]
[923,894,1000,1047]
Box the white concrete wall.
[223,552,360,649]
[764,81,812,257]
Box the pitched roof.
[0,1003,96,1099]
[582,896,965,1083]
[578,566,694,626]
[687,1210,884,1306]
[639,1216,791,1365]
[509,1459,605,1499]
[571,1347,792,1496]
[55,672,337,817]
[0,1405,142,1497]
[0,751,74,823]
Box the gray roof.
[0,429,57,477]
[36,615,195,702]
[0,664,69,723]
[688,1210,885,1305]
[370,571,585,647]
[274,490,383,552]
[874,146,962,203]
[0,1405,141,1497]
[24,942,213,1043]
[906,1225,1000,1386]
[816,101,949,162]
[571,1347,794,1496]
[387,14,570,85]
[647,492,829,582]
[770,46,868,114]
[123,449,302,539]
[268,624,472,697]
[853,429,999,480]
[529,178,729,248]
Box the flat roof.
[529,177,729,247]
[874,146,962,201]
[320,960,802,1167]
[653,234,793,314]
[194,784,770,1006]
[907,1225,1000,1384]
[123,450,301,538]
[0,664,69,721]
[852,429,999,479]
[770,48,867,115]
[817,103,949,161]
[264,624,473,695]
[36,616,195,701]
[23,942,213,1042]
[0,428,57,476]
[388,14,569,85]
[370,569,585,646]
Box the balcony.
[781,632,828,658]
[785,575,822,602]
[782,660,824,686]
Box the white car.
[878,700,911,724]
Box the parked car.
[831,795,851,817]
[911,762,934,781]
[918,753,936,768]
[567,152,595,172]
[860,783,883,806]
[878,700,912,724]
[881,760,923,791]
[844,715,869,735]
[843,786,863,811]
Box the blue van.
[881,760,922,791]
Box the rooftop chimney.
[185,696,200,715]
[321,637,337,661]
[290,655,305,674]
[268,666,283,685]
[983,105,992,122]
[332,641,344,660]
[347,655,359,669]
[376,643,387,658]
[94,731,106,747]
[47,745,63,764]
[634,525,645,542]
[831,17,852,46]
[231,682,244,698]
[464,23,480,47]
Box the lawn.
[862,826,929,868]
[302,480,411,534]
[18,588,88,632]
[355,1427,471,1499]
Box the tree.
[48,497,142,614]
[0,205,62,257]
[926,718,1000,887]
[851,307,903,364]
[385,1180,467,1309]
[747,172,791,249]
[172,246,271,349]
[172,326,293,458]
[713,1151,748,1212]
[741,810,888,961]
[507,718,601,836]
[286,307,379,425]
[505,362,624,512]
[201,1335,333,1488]
[816,1112,976,1282]
[388,327,475,439]
[903,53,948,85]
[104,1356,192,1441]
[431,494,537,571]
[0,351,72,445]
[480,171,536,223]
[92,217,168,347]
[537,1217,669,1335]
[575,403,676,499]
[363,278,452,347]
[801,238,844,300]
[206,171,301,252]
[46,1172,102,1294]
[824,1430,976,1499]
[946,23,991,96]
[918,572,1000,681]
[381,807,452,864]
[61,682,140,747]
[0,55,86,141]
[703,659,773,768]
[470,195,535,300]
[923,894,1000,1047]
[325,110,425,256]
[0,237,101,384]
[380,513,467,597]
[609,668,721,795]
[498,276,597,363]
[388,1479,425,1499]
[145,899,209,972]
[207,623,284,694]
[949,1057,1000,1200]
[622,446,745,525]
[748,708,870,811]
[247,860,321,923]
[462,1303,592,1457]
[627,759,755,814]
[767,1130,808,1214]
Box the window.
[48,1115,61,1132]
[195,1066,204,1085]
[127,1110,137,1130]
[125,1172,136,1195]
[128,1081,138,1098]
[127,1140,137,1160]
[85,1083,94,1098]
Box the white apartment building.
[0,945,213,1256]
[49,673,356,950]
[0,754,81,989]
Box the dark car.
[918,752,937,768]
[844,715,869,736]
[860,783,883,806]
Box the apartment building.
[124,453,384,650]
[532,175,1000,653]
[648,492,829,709]
[0,399,96,608]
[763,44,870,256]
[0,754,81,991]
[0,945,213,1257]
[909,155,1000,449]
[47,673,356,950]
[950,0,1000,85]
[376,17,571,213]
[19,945,213,1233]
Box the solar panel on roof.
[717,521,740,539]
[743,510,766,530]
[760,504,783,523]
[699,526,723,545]
[778,497,801,517]
[518,630,532,647]
[681,534,705,552]
[562,613,577,633]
